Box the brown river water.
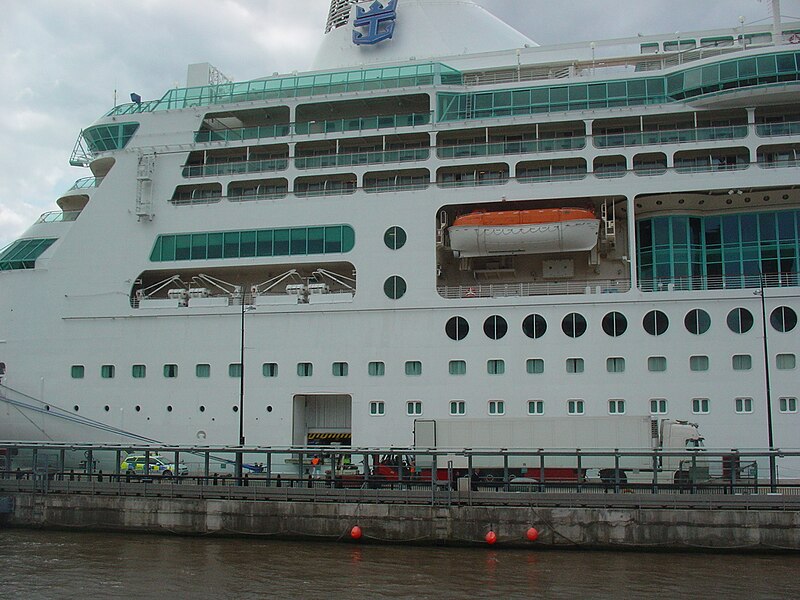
[0,529,795,599]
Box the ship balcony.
[437,164,510,188]
[295,147,430,170]
[756,121,800,137]
[294,175,357,197]
[673,148,750,174]
[56,176,103,212]
[294,112,431,136]
[364,170,430,193]
[182,158,289,178]
[437,136,586,159]
[35,210,81,224]
[517,159,588,183]
[593,125,748,149]
[757,144,800,169]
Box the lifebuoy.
[790,33,800,45]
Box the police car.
[120,454,188,477]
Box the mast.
[772,0,783,39]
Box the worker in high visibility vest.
[311,455,321,477]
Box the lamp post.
[755,273,777,489]
[235,289,254,481]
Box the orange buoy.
[485,531,497,545]
[350,526,363,540]
[526,527,539,542]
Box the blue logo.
[353,0,398,46]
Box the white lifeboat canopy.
[314,0,538,71]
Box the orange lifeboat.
[448,207,600,258]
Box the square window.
[735,397,753,414]
[449,400,466,415]
[650,398,668,414]
[131,364,146,379]
[369,400,385,416]
[732,354,752,371]
[101,365,115,379]
[229,363,242,378]
[163,364,178,378]
[406,400,422,416]
[488,400,505,415]
[71,365,85,379]
[405,361,422,376]
[526,358,544,374]
[568,399,585,415]
[196,363,211,378]
[487,359,505,375]
[262,363,278,377]
[566,358,584,374]
[690,355,709,371]
[297,362,313,377]
[449,360,466,375]
[527,400,544,415]
[779,397,798,413]
[606,357,625,373]
[609,399,626,414]
[692,398,710,414]
[368,361,385,376]
[332,362,349,377]
[776,354,796,370]
[648,356,667,372]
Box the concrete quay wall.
[4,493,800,551]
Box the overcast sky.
[1,0,798,248]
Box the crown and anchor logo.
[352,0,399,46]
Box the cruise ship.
[1,0,799,459]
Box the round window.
[522,314,547,339]
[445,316,469,341]
[561,313,587,338]
[602,312,628,337]
[770,306,798,333]
[384,226,407,250]
[384,276,407,300]
[483,315,508,340]
[684,309,711,335]
[726,307,754,334]
[643,310,669,336]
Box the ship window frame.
[101,365,115,379]
[602,312,628,337]
[488,400,505,416]
[487,359,505,375]
[71,365,85,379]
[369,400,385,416]
[449,400,466,416]
[483,315,508,340]
[368,361,385,376]
[445,316,469,341]
[650,398,668,415]
[384,226,407,250]
[526,358,544,374]
[406,400,423,416]
[131,364,147,379]
[384,275,407,300]
[522,314,547,339]
[566,357,585,374]
[648,356,667,372]
[228,363,242,378]
[195,363,211,378]
[262,363,278,378]
[297,362,313,377]
[449,360,467,375]
[608,399,626,415]
[692,397,710,414]
[735,397,754,414]
[561,313,587,338]
[163,364,178,378]
[770,306,798,333]
[779,397,798,413]
[606,357,626,373]
[776,353,796,370]
[732,354,752,371]
[527,400,544,415]
[567,399,585,415]
[643,310,669,336]
[727,308,754,334]
[332,362,349,377]
[405,360,422,376]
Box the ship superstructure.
[1,0,799,458]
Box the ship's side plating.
[0,1,799,461]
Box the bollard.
[276,474,282,488]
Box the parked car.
[120,454,188,477]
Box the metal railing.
[2,443,794,501]
[437,138,586,159]
[437,279,631,299]
[594,125,748,148]
[756,121,800,137]
[68,176,104,191]
[638,272,799,292]
[34,211,81,224]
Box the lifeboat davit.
[448,208,600,258]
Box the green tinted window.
[196,364,211,378]
[150,225,355,262]
[71,365,85,379]
[0,238,57,270]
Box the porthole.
[384,276,407,299]
[384,226,407,250]
[726,308,754,334]
[522,314,547,339]
[684,309,711,335]
[199,405,206,412]
[445,316,469,341]
[770,306,798,333]
[266,406,273,413]
[233,405,239,412]
[561,313,587,338]
[643,310,669,336]
[601,312,627,337]
[483,315,508,340]
[104,405,110,412]
[135,405,141,412]
[73,405,79,412]
[167,405,173,412]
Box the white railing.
[437,279,631,299]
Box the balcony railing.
[68,177,104,191]
[437,279,631,299]
[593,125,748,148]
[182,159,289,178]
[756,121,800,137]
[639,273,799,292]
[35,211,81,224]
[437,137,586,159]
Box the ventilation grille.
[326,0,355,33]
